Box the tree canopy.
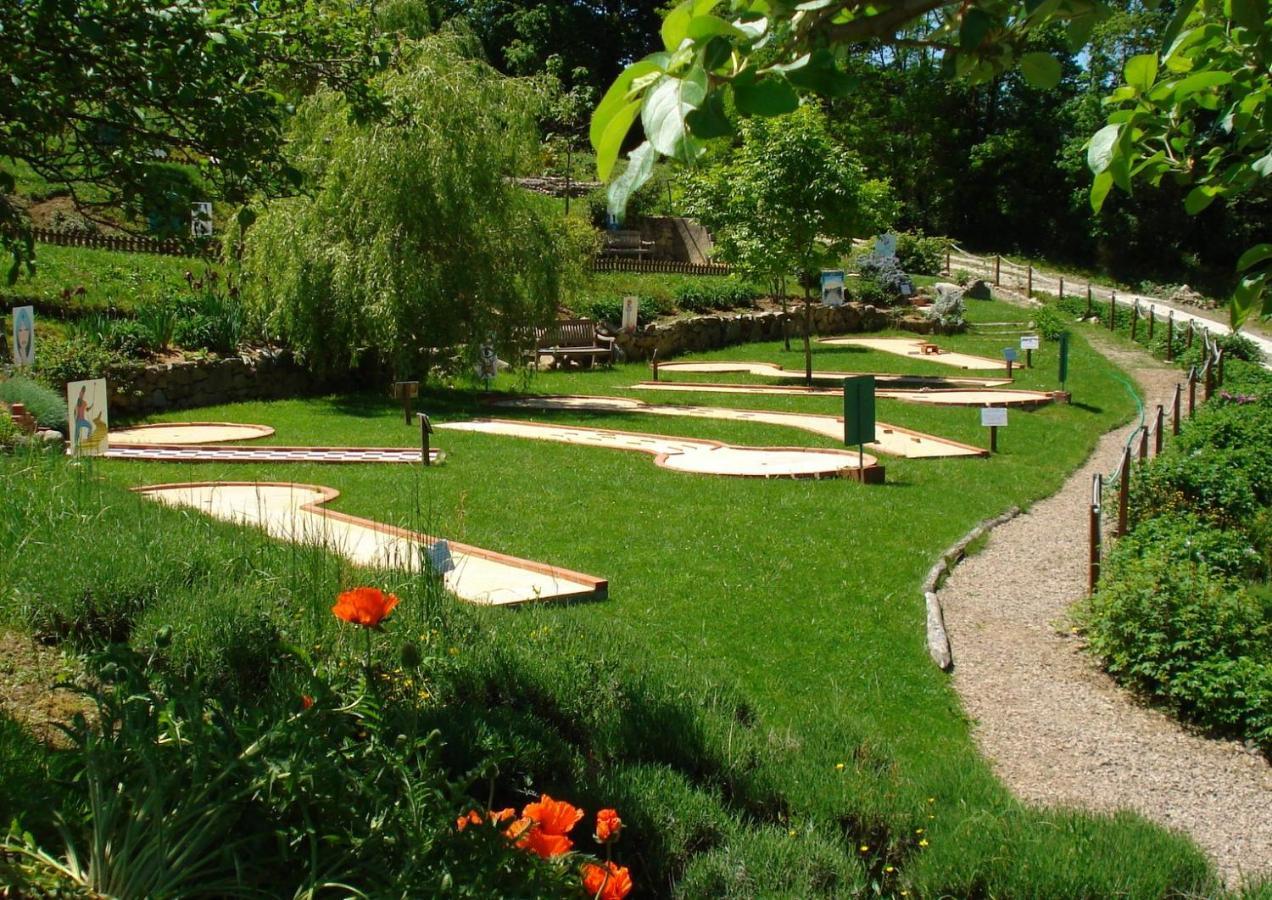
[242,32,596,379]
[0,0,387,281]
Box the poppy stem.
[364,628,373,682]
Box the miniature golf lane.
[488,395,986,459]
[136,482,605,605]
[652,360,1012,387]
[633,381,1057,408]
[106,422,438,464]
[437,419,883,480]
[818,337,1005,370]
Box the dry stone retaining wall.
[109,350,321,415]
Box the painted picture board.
[11,305,34,367]
[67,379,109,455]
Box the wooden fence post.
[1148,304,1155,341]
[1058,275,1065,299]
[1172,384,1181,436]
[1217,348,1225,387]
[1089,474,1103,595]
[1130,302,1139,341]
[1155,405,1164,455]
[1109,291,1117,330]
[945,250,951,274]
[1166,312,1174,361]
[994,255,1001,286]
[1117,445,1131,537]
[1027,265,1033,297]
[1188,368,1197,418]
[1138,424,1148,460]
[1186,319,1194,350]
[651,348,660,381]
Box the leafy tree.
[1088,0,1271,326]
[242,32,597,379]
[0,0,387,282]
[683,105,894,375]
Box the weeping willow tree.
[242,30,596,378]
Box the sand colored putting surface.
[438,419,881,480]
[653,360,1010,388]
[136,482,605,606]
[110,422,275,445]
[820,337,1005,370]
[633,381,1056,408]
[490,395,985,459]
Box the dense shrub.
[0,375,67,429]
[0,407,18,448]
[895,231,949,275]
[673,279,760,313]
[33,336,134,387]
[856,256,908,306]
[1032,305,1069,341]
[1082,536,1272,751]
[100,318,156,357]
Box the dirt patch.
[0,631,91,746]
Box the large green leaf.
[1173,70,1233,100]
[1236,243,1272,272]
[1183,184,1218,214]
[686,89,733,138]
[1020,52,1062,89]
[607,141,658,223]
[1090,169,1114,212]
[1229,275,1265,330]
[1123,54,1157,93]
[661,0,719,51]
[594,100,643,181]
[1087,124,1121,174]
[734,75,798,116]
[641,67,708,158]
[590,57,667,154]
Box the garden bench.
[528,319,616,369]
[601,230,655,258]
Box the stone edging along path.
[933,332,1271,888]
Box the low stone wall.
[110,349,322,415]
[614,302,897,361]
[637,216,716,264]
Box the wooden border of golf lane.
[633,381,1058,408]
[443,417,885,482]
[107,444,442,463]
[132,480,608,601]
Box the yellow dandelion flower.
[884,865,894,873]
[919,839,929,848]
[915,828,924,835]
[789,830,797,837]
[859,844,869,853]
[448,647,460,656]
[835,763,845,771]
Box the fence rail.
[32,227,220,258]
[590,257,732,276]
[1088,336,1225,593]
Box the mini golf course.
[634,380,1058,407]
[488,395,986,458]
[653,359,1011,388]
[819,337,1005,370]
[137,481,607,605]
[436,419,884,480]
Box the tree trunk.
[803,284,813,386]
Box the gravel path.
[939,333,1272,889]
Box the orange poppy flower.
[581,861,633,900]
[517,827,574,859]
[594,808,622,843]
[521,794,584,836]
[456,809,483,831]
[331,587,399,628]
[490,807,517,823]
[300,694,315,710]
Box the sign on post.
[1020,333,1039,368]
[621,296,639,333]
[67,378,108,455]
[843,376,876,470]
[11,306,34,367]
[191,202,213,238]
[981,406,1007,453]
[1002,346,1017,378]
[820,270,845,307]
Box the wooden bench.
[601,230,655,258]
[528,319,616,369]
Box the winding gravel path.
[939,333,1272,888]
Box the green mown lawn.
[31,300,1228,893]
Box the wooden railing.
[31,227,220,258]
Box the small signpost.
[67,378,108,456]
[191,202,213,238]
[1058,332,1070,390]
[842,376,876,474]
[1002,346,1017,378]
[1020,333,1039,368]
[981,406,1007,453]
[621,296,640,334]
[477,335,497,390]
[393,381,420,425]
[11,305,34,368]
[417,412,433,466]
[820,270,845,307]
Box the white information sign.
[11,305,34,367]
[1020,334,1041,350]
[191,202,213,238]
[820,270,845,307]
[621,296,639,333]
[67,378,109,455]
[980,407,1008,427]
